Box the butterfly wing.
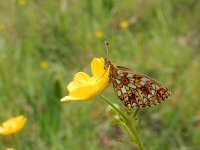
[110,66,171,108]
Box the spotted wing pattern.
[109,65,171,108]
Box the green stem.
[100,94,143,150]
[118,122,136,143]
[13,133,20,149]
[127,114,143,150]
[134,107,140,118]
[100,94,128,121]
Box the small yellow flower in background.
[0,23,5,31]
[61,57,110,102]
[41,61,49,69]
[120,20,129,29]
[95,31,104,39]
[0,115,27,135]
[6,148,15,150]
[18,0,26,6]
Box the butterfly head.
[104,58,116,70]
[104,58,110,69]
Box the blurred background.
[0,0,200,149]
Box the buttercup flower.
[0,115,27,135]
[120,20,129,29]
[95,31,104,39]
[0,23,5,31]
[6,148,15,150]
[18,0,26,6]
[61,57,110,102]
[40,61,49,69]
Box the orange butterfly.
[104,58,171,108]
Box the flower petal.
[94,65,110,92]
[62,84,96,101]
[67,72,90,92]
[73,72,90,83]
[0,115,27,135]
[61,96,80,101]
[91,57,105,78]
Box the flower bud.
[106,104,120,117]
[111,115,122,125]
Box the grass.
[0,0,200,149]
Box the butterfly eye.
[104,63,109,70]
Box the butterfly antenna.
[105,41,109,54]
[105,40,110,61]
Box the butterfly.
[104,59,171,108]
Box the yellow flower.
[95,31,104,39]
[40,61,49,69]
[0,23,5,31]
[6,148,15,150]
[18,0,26,6]
[61,57,110,102]
[120,20,129,29]
[0,115,27,135]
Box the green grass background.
[0,0,200,149]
